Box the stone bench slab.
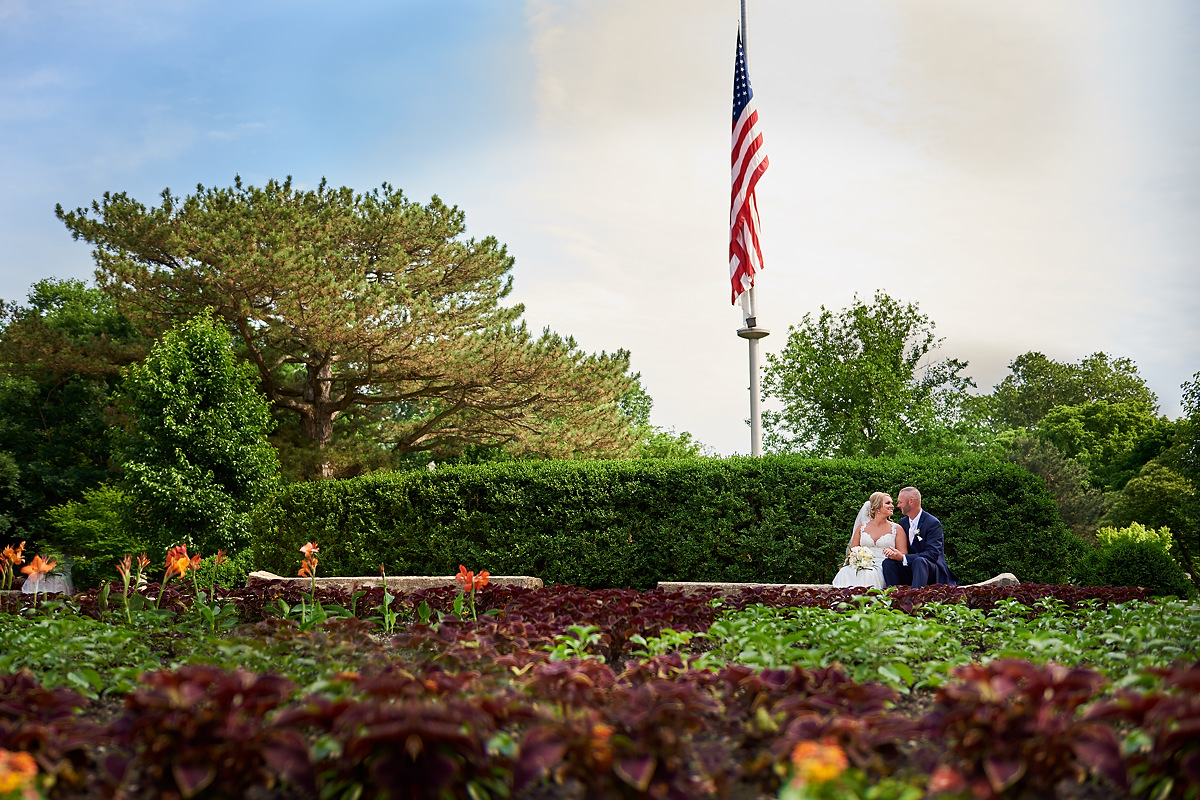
[245,571,543,592]
[657,573,1019,596]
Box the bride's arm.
[848,526,861,550]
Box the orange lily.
[298,560,315,578]
[167,555,192,579]
[455,564,474,588]
[300,542,319,559]
[2,541,25,566]
[165,544,189,567]
[214,550,228,566]
[136,552,150,571]
[21,555,56,581]
[115,554,132,582]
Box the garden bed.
[1,582,1197,799]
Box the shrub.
[43,485,149,590]
[249,455,1078,589]
[1076,538,1196,599]
[1096,522,1173,551]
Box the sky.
[1,0,1197,455]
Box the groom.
[881,486,957,588]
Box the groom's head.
[897,487,921,517]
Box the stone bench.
[656,573,1020,596]
[244,571,543,592]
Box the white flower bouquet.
[844,546,875,572]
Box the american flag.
[729,30,768,305]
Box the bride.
[832,492,907,589]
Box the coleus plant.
[1084,662,1200,800]
[924,659,1126,798]
[109,665,312,799]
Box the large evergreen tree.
[58,178,636,476]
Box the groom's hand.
[882,548,903,561]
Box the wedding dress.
[831,503,896,589]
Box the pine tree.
[59,178,636,477]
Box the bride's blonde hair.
[869,492,891,519]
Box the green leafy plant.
[548,625,606,663]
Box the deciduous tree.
[113,313,279,554]
[761,291,976,457]
[989,351,1157,430]
[0,279,146,541]
[58,178,636,477]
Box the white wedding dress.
[831,520,897,590]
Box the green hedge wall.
[248,455,1082,589]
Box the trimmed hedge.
[249,455,1082,589]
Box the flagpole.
[736,0,768,457]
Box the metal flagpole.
[736,0,768,457]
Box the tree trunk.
[300,358,336,479]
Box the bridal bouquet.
[844,546,875,572]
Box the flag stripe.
[729,31,768,305]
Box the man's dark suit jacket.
[882,510,957,588]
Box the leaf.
[172,763,217,798]
[1071,728,1127,789]
[513,731,569,790]
[983,757,1025,792]
[614,755,655,791]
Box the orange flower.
[136,552,150,571]
[455,564,474,587]
[300,542,319,559]
[21,555,56,580]
[789,739,848,786]
[2,541,25,566]
[214,550,228,566]
[455,565,489,591]
[0,748,38,795]
[115,554,133,581]
[298,560,315,578]
[928,765,967,795]
[165,545,190,570]
[189,553,202,572]
[167,555,191,579]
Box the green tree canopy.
[760,291,976,457]
[998,432,1107,538]
[58,177,636,477]
[989,351,1157,430]
[113,313,280,554]
[0,279,146,542]
[618,380,710,459]
[1032,400,1170,490]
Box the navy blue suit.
[881,510,957,588]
